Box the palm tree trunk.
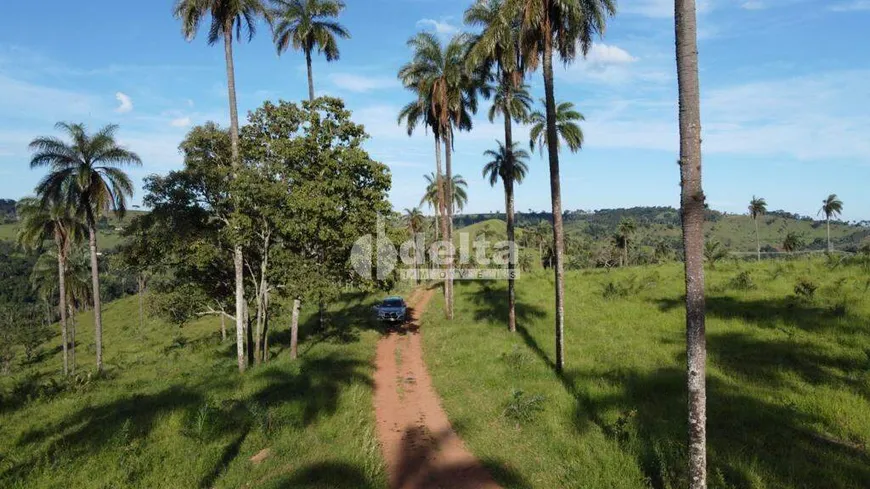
[224,23,246,374]
[137,273,145,331]
[675,1,708,487]
[503,94,517,334]
[434,135,450,314]
[56,242,68,376]
[306,49,315,103]
[755,217,760,261]
[542,24,566,372]
[443,133,455,320]
[69,303,76,375]
[290,298,301,360]
[826,217,832,252]
[262,287,270,362]
[87,222,103,373]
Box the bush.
[503,389,545,423]
[794,278,818,300]
[500,346,530,370]
[727,271,756,291]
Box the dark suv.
[375,296,407,323]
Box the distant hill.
[454,206,868,253]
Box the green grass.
[0,290,390,488]
[422,257,870,488]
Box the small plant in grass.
[602,276,638,300]
[503,389,545,423]
[500,345,530,370]
[603,409,637,445]
[727,271,756,291]
[704,240,728,268]
[794,278,818,301]
[829,300,848,318]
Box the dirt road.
[373,287,502,489]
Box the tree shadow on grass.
[266,461,380,489]
[655,295,868,336]
[464,281,547,326]
[569,367,870,489]
[391,426,531,489]
[251,353,373,427]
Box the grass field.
[0,211,148,249]
[0,290,393,489]
[422,257,870,488]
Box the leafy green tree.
[28,123,141,373]
[675,0,707,484]
[174,0,271,374]
[398,31,482,320]
[498,0,615,372]
[819,194,843,252]
[529,100,584,155]
[748,196,767,261]
[271,0,350,102]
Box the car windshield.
[382,299,403,308]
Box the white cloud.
[584,44,638,67]
[328,73,398,93]
[416,18,459,36]
[741,1,765,9]
[115,92,133,113]
[830,1,870,11]
[170,117,191,128]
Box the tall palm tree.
[272,0,350,102]
[422,173,469,214]
[675,0,707,486]
[502,0,614,372]
[748,196,767,261]
[529,100,584,155]
[819,194,843,252]
[16,197,85,376]
[29,123,140,373]
[466,1,533,333]
[482,140,529,331]
[617,217,637,267]
[174,0,270,373]
[782,231,803,253]
[399,32,481,320]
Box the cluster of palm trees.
[18,123,142,375]
[398,0,604,345]
[748,194,844,259]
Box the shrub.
[794,278,818,300]
[503,389,545,423]
[728,271,756,291]
[500,346,530,370]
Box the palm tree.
[675,0,707,486]
[529,100,584,155]
[703,241,728,268]
[617,217,637,267]
[29,123,141,373]
[272,0,350,102]
[174,0,270,373]
[422,173,469,214]
[748,196,767,261]
[399,31,481,320]
[16,197,85,376]
[782,231,803,253]
[466,1,534,333]
[501,0,614,372]
[819,194,843,252]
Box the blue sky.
[1,0,868,220]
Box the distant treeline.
[0,199,16,223]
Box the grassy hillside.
[0,210,148,250]
[0,290,392,488]
[423,258,870,488]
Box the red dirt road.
[373,287,502,489]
